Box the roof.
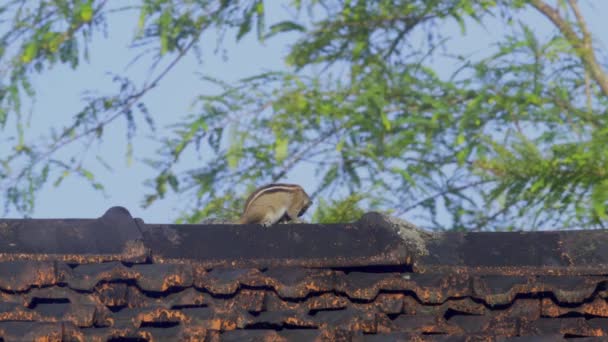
[0,207,607,341]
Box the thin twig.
[271,126,341,182]
[393,179,491,216]
[470,205,509,232]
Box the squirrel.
[238,183,313,227]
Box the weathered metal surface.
[140,215,415,268]
[0,207,608,340]
[2,206,608,273]
[422,230,608,275]
[0,206,147,263]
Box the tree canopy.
[1,0,607,230]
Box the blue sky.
[3,1,607,223]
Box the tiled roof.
[0,207,607,341]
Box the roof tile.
[0,208,605,340]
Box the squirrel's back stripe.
[243,183,303,213]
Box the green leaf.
[137,5,147,36]
[21,42,38,63]
[80,2,93,22]
[167,173,179,192]
[456,145,472,166]
[395,168,415,186]
[353,40,366,58]
[159,10,171,55]
[265,21,306,39]
[380,112,391,131]
[591,180,608,219]
[53,170,70,187]
[275,136,289,163]
[456,133,465,145]
[236,5,254,41]
[227,125,243,169]
[336,138,345,152]
[80,169,94,181]
[311,194,368,223]
[255,0,265,40]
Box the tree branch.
[568,0,594,113]
[8,26,207,187]
[567,0,591,48]
[530,0,608,97]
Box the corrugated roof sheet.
[0,207,606,341]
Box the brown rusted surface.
[0,207,607,340]
[0,262,605,339]
[0,261,57,291]
[541,297,608,318]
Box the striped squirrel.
[238,183,312,227]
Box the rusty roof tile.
[441,298,486,317]
[0,301,102,328]
[386,314,461,335]
[407,273,472,303]
[141,212,414,268]
[34,302,97,327]
[232,271,331,302]
[109,307,184,329]
[194,268,262,295]
[139,326,209,342]
[527,317,608,337]
[442,299,541,336]
[538,275,605,303]
[181,307,253,331]
[131,263,194,292]
[0,321,64,341]
[219,329,321,342]
[422,230,608,275]
[259,290,301,313]
[78,327,147,342]
[95,282,129,308]
[260,267,342,298]
[98,285,207,311]
[471,275,605,306]
[0,207,147,263]
[0,207,607,340]
[248,310,317,329]
[308,292,351,312]
[228,288,266,313]
[312,307,378,333]
[62,261,136,291]
[165,288,207,309]
[0,260,56,291]
[25,287,99,307]
[338,272,396,301]
[193,268,473,304]
[62,262,196,294]
[541,297,608,318]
